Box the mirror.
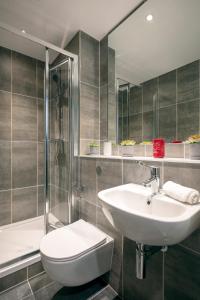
[108,0,200,143]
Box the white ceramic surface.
[98,183,200,246]
[40,220,114,286]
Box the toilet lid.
[40,219,107,261]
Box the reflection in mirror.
[117,78,159,143]
[108,0,200,143]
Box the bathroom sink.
[98,183,200,246]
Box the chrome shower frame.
[0,22,79,236]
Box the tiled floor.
[0,273,118,300]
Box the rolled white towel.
[162,181,200,204]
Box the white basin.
[98,183,200,246]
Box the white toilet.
[40,219,114,286]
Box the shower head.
[52,72,60,83]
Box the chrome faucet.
[136,161,160,195]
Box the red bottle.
[153,138,165,158]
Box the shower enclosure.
[0,23,79,277]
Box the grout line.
[159,97,200,108]
[175,69,178,140]
[162,161,164,185]
[27,270,45,281]
[162,250,165,300]
[95,158,98,225]
[98,39,101,152]
[80,80,99,89]
[0,185,43,193]
[0,279,28,296]
[179,243,200,257]
[0,89,11,95]
[11,140,38,143]
[157,77,159,137]
[141,84,144,140]
[199,60,200,135]
[10,91,37,100]
[27,280,34,297]
[36,61,39,217]
[10,50,13,224]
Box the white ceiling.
[0,0,141,60]
[109,0,200,84]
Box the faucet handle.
[150,166,160,178]
[136,161,160,178]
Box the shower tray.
[0,216,44,268]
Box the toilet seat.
[40,219,107,262]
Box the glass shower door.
[46,55,72,231]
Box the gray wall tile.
[12,51,36,97]
[80,32,99,86]
[100,84,108,141]
[12,186,37,222]
[177,60,199,102]
[100,37,108,87]
[0,47,45,227]
[12,94,37,141]
[96,207,123,296]
[29,272,53,294]
[163,162,200,192]
[28,261,44,279]
[0,141,11,190]
[143,111,153,140]
[165,143,184,158]
[108,47,115,94]
[159,70,176,108]
[80,157,97,205]
[0,268,27,292]
[80,199,96,225]
[180,229,200,254]
[129,86,142,115]
[123,238,163,300]
[38,99,44,142]
[0,281,32,300]
[123,160,163,186]
[0,46,11,92]
[164,245,200,300]
[96,158,122,193]
[33,281,62,300]
[129,114,142,143]
[80,83,99,140]
[37,185,44,216]
[36,61,44,99]
[38,142,44,185]
[0,91,11,140]
[54,141,69,190]
[159,105,176,142]
[108,93,117,142]
[143,78,157,113]
[50,185,69,224]
[12,142,37,188]
[0,190,11,226]
[177,100,199,141]
[118,60,200,143]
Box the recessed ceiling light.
[146,14,153,22]
[21,29,26,34]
